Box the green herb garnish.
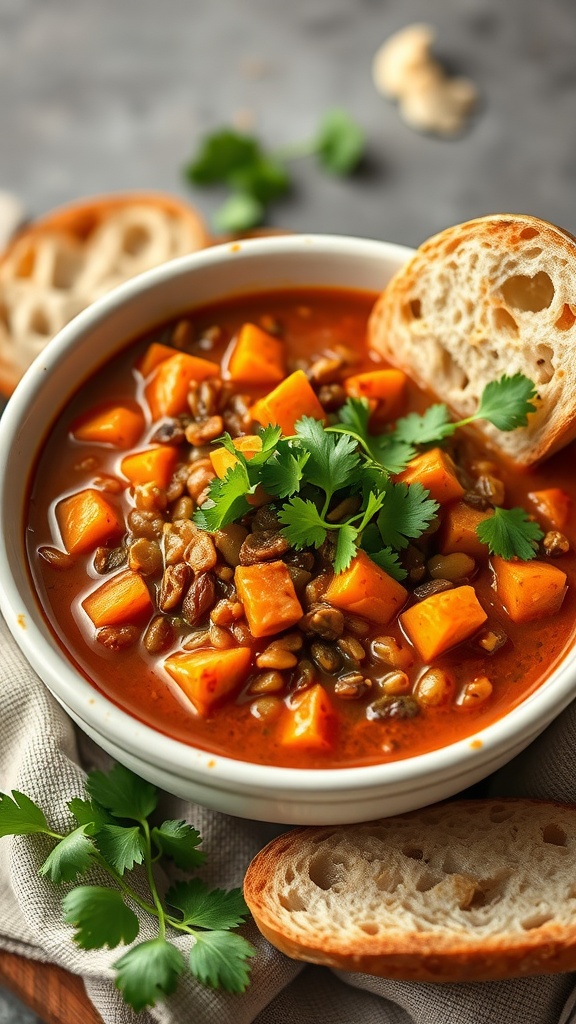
[0,764,255,1012]
[476,506,544,561]
[184,109,365,232]
[194,372,539,570]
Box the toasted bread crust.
[369,214,576,466]
[244,799,576,982]
[0,191,210,397]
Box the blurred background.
[2,0,576,247]
[1,0,576,1020]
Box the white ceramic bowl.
[2,234,576,825]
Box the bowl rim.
[2,231,576,797]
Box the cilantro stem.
[140,819,167,940]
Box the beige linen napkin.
[1,613,576,1024]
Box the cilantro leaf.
[167,878,248,930]
[369,436,416,475]
[249,424,283,464]
[193,463,252,531]
[0,791,50,836]
[377,482,439,550]
[68,797,114,832]
[114,938,185,1012]
[296,415,360,497]
[394,404,453,444]
[259,443,309,498]
[40,825,95,883]
[334,523,359,574]
[475,373,537,431]
[86,763,158,822]
[185,130,261,185]
[314,108,365,175]
[368,546,408,582]
[213,193,265,233]
[96,825,145,875]
[151,820,205,870]
[476,506,543,560]
[63,886,139,949]
[189,930,255,993]
[334,399,414,473]
[228,156,290,203]
[277,496,327,549]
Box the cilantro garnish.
[475,506,544,560]
[193,371,540,572]
[184,110,365,232]
[0,764,255,1012]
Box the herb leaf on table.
[0,763,255,1012]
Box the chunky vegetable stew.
[27,288,576,768]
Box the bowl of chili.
[1,233,576,824]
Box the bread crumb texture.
[369,215,576,465]
[244,800,576,980]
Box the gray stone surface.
[2,0,576,1020]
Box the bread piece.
[369,215,576,466]
[244,799,576,982]
[0,192,210,396]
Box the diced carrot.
[251,370,325,435]
[72,403,145,449]
[235,561,304,638]
[82,569,153,627]
[396,448,465,504]
[120,446,178,488]
[400,585,488,662]
[210,435,263,479]
[492,556,567,624]
[137,342,178,378]
[280,684,335,750]
[164,647,252,717]
[144,352,220,420]
[439,501,494,559]
[528,488,572,530]
[324,549,408,625]
[344,369,407,421]
[228,323,286,385]
[56,488,124,555]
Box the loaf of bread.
[244,799,576,982]
[369,214,576,466]
[0,192,210,396]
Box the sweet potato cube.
[57,488,124,555]
[324,549,408,626]
[280,684,334,750]
[439,501,494,559]
[528,488,572,530]
[164,647,252,717]
[145,352,220,419]
[120,446,178,489]
[400,585,488,662]
[235,561,304,638]
[396,448,465,504]
[228,323,286,385]
[251,370,325,435]
[210,435,263,479]
[82,569,153,627]
[344,369,407,420]
[492,556,567,624]
[137,342,178,378]
[72,404,145,449]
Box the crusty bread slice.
[368,214,576,466]
[0,192,210,397]
[244,799,576,982]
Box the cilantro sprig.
[0,764,255,1012]
[184,109,365,232]
[194,371,540,569]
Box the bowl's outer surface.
[2,234,576,824]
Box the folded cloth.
[1,613,576,1024]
